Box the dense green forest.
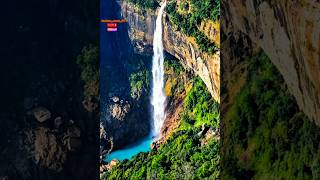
[129,66,150,100]
[76,45,99,99]
[166,0,220,54]
[102,58,220,179]
[222,52,320,179]
[126,0,159,10]
[127,54,151,100]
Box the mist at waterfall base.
[105,2,167,162]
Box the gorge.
[101,0,221,179]
[103,1,167,162]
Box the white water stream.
[151,1,167,137]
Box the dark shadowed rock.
[54,117,63,129]
[112,96,120,103]
[31,127,67,171]
[82,98,98,112]
[32,107,51,123]
[109,101,131,121]
[23,97,35,110]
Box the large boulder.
[32,107,51,123]
[63,127,81,151]
[31,127,67,171]
[109,101,131,121]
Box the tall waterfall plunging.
[151,1,167,137]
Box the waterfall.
[151,1,167,137]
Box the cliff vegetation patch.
[129,66,150,100]
[166,0,220,54]
[125,0,159,10]
[76,45,99,99]
[222,52,320,179]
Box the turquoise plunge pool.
[105,136,154,162]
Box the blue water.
[105,136,154,162]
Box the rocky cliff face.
[222,0,320,124]
[120,1,220,102]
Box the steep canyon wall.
[120,1,220,102]
[222,0,320,124]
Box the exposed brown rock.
[109,101,131,121]
[63,127,81,151]
[151,141,160,151]
[100,123,107,140]
[200,128,218,146]
[24,125,82,171]
[107,159,119,170]
[32,127,66,171]
[159,91,184,144]
[32,107,51,123]
[99,159,119,178]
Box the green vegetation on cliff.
[126,0,158,10]
[164,57,185,96]
[125,0,219,54]
[103,128,219,179]
[129,66,150,100]
[102,59,220,179]
[128,54,151,100]
[164,57,184,75]
[222,52,320,179]
[166,0,220,54]
[76,45,99,99]
[182,77,220,129]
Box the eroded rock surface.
[24,124,82,172]
[109,101,131,121]
[120,1,220,102]
[32,107,51,123]
[222,0,320,123]
[103,95,150,149]
[25,127,66,171]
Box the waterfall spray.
[151,1,167,137]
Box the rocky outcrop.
[108,99,131,121]
[200,127,219,146]
[103,95,150,149]
[32,127,67,171]
[24,125,81,172]
[120,1,220,102]
[32,107,51,123]
[222,0,320,124]
[100,159,119,178]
